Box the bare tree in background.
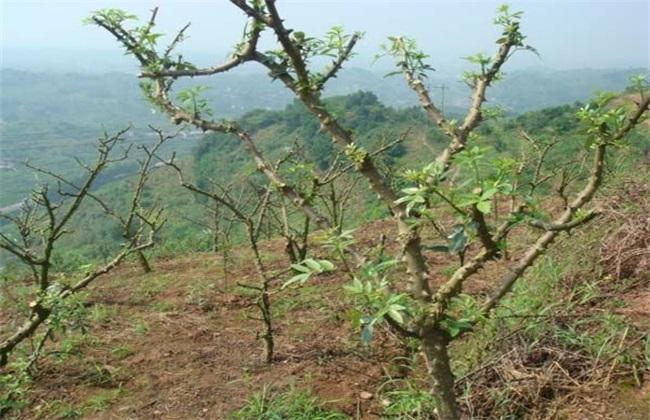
[0,129,163,368]
[164,154,282,362]
[85,126,171,273]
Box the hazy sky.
[1,0,648,72]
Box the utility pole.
[427,83,447,115]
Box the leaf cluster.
[344,259,411,344]
[378,36,434,79]
[282,258,336,288]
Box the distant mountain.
[1,65,644,203]
[3,67,645,133]
[489,67,650,111]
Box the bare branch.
[140,18,262,78]
[528,210,599,232]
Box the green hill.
[12,90,645,267]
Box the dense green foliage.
[194,91,418,178]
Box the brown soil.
[18,222,411,419]
[7,215,649,419]
[615,284,650,325]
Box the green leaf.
[282,273,310,289]
[394,196,411,205]
[481,187,498,200]
[303,258,322,272]
[442,318,473,338]
[476,200,492,214]
[402,187,421,195]
[383,70,403,78]
[363,280,373,295]
[448,226,468,253]
[457,194,480,208]
[498,182,514,195]
[318,259,335,271]
[343,277,364,294]
[290,263,311,274]
[387,305,405,323]
[374,259,398,273]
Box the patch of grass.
[151,301,176,312]
[235,284,259,300]
[451,256,566,375]
[0,276,33,315]
[0,361,31,417]
[125,293,149,306]
[111,345,135,360]
[449,224,650,417]
[46,400,82,419]
[89,304,119,323]
[54,334,101,363]
[185,279,217,311]
[553,311,630,360]
[83,388,124,413]
[136,274,173,298]
[273,285,324,318]
[379,378,437,419]
[613,381,650,418]
[231,386,347,420]
[82,364,121,387]
[133,319,150,336]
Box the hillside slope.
[8,170,650,418]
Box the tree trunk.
[285,238,298,264]
[260,291,274,364]
[137,250,152,273]
[0,305,50,368]
[221,249,230,289]
[246,223,275,364]
[421,325,460,420]
[212,232,219,255]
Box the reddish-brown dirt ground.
[12,221,414,419]
[4,218,649,419]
